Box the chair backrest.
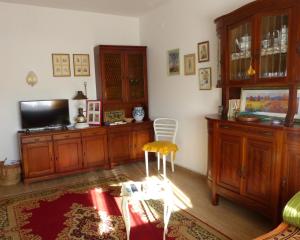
[154,118,178,143]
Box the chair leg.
[145,151,149,177]
[163,154,167,179]
[171,152,175,172]
[157,152,160,171]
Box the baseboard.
[166,161,206,180]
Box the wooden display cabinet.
[95,45,148,120]
[207,0,300,222]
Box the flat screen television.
[20,99,70,129]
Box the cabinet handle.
[34,138,40,142]
[282,177,287,188]
[64,135,70,138]
[221,125,230,129]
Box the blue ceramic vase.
[132,107,145,122]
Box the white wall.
[140,0,252,174]
[0,2,140,162]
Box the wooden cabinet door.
[108,131,131,166]
[132,128,152,160]
[22,142,54,178]
[82,134,108,168]
[54,138,83,173]
[217,133,243,193]
[282,144,300,205]
[241,138,274,205]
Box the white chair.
[143,118,178,178]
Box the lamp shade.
[73,91,87,100]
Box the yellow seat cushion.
[143,141,179,156]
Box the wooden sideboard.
[206,115,300,222]
[19,121,153,183]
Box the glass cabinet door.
[229,21,252,81]
[259,14,288,79]
[103,52,123,101]
[127,53,145,101]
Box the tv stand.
[19,121,153,183]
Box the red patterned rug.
[0,175,230,240]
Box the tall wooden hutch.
[206,0,300,222]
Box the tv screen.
[20,99,70,129]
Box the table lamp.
[73,91,89,129]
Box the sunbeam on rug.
[0,175,230,240]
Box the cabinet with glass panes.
[215,0,300,126]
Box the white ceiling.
[0,0,171,17]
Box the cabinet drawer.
[22,135,52,144]
[81,129,106,137]
[248,128,274,138]
[219,123,244,133]
[53,132,81,140]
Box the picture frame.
[167,48,180,75]
[87,100,101,125]
[197,41,210,63]
[52,54,71,77]
[73,54,90,77]
[199,67,212,90]
[240,89,290,118]
[103,110,125,123]
[184,54,196,75]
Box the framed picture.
[87,100,101,125]
[52,54,71,77]
[184,54,196,75]
[167,49,180,75]
[103,110,125,123]
[240,89,290,118]
[199,67,212,90]
[197,41,209,63]
[73,54,90,77]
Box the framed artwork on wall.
[184,54,196,75]
[199,67,212,90]
[73,54,90,77]
[197,41,210,63]
[52,54,71,77]
[87,100,101,125]
[167,48,180,75]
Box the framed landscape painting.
[167,49,180,75]
[240,89,290,117]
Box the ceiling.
[0,0,171,17]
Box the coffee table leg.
[121,197,131,239]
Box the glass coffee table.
[121,179,174,240]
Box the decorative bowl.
[124,117,134,123]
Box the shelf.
[261,47,287,56]
[231,51,251,60]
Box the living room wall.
[0,2,139,162]
[140,0,252,174]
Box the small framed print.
[184,54,196,75]
[199,67,212,90]
[87,100,101,125]
[197,41,209,63]
[73,54,90,77]
[52,54,71,77]
[167,49,180,75]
